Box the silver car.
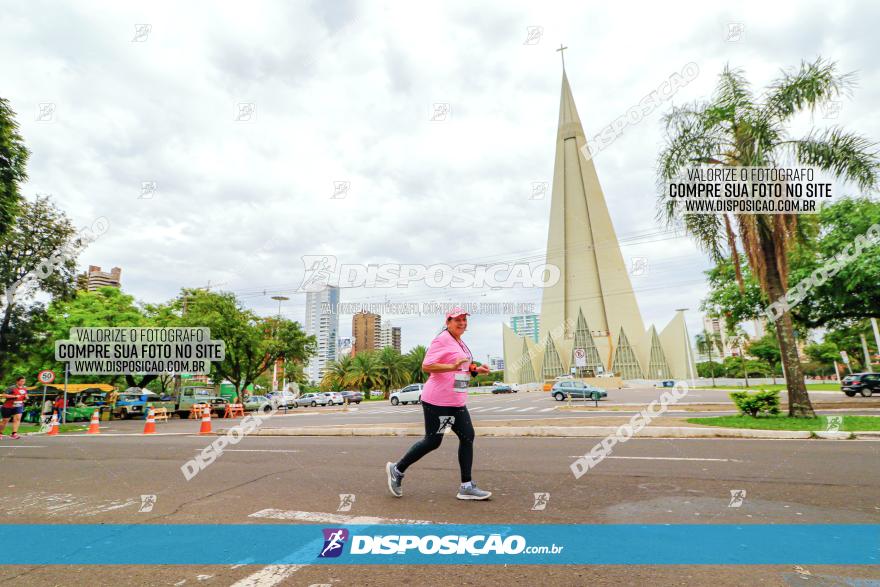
[321,392,344,406]
[294,393,329,407]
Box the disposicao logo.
[319,528,349,558]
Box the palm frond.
[762,57,856,122]
[786,127,880,191]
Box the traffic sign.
[38,370,55,384]
[840,350,850,364]
[574,348,586,367]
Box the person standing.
[1,377,29,439]
[385,308,492,500]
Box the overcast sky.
[3,0,878,360]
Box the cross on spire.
[556,44,568,71]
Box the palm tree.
[404,345,428,384]
[658,58,879,417]
[695,329,724,386]
[375,347,411,399]
[322,355,352,391]
[345,351,381,396]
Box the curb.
[238,426,815,439]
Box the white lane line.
[0,445,45,448]
[539,407,555,412]
[497,407,519,412]
[230,564,306,587]
[567,455,736,462]
[516,407,535,412]
[195,449,300,453]
[249,508,433,525]
[238,507,438,587]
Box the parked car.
[841,373,879,397]
[339,391,363,404]
[491,383,516,394]
[551,380,607,402]
[244,395,271,412]
[321,392,345,406]
[390,384,424,405]
[295,393,329,407]
[267,391,298,408]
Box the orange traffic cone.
[87,410,101,434]
[46,414,59,436]
[143,409,156,435]
[199,408,212,435]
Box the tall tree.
[658,58,880,417]
[345,351,381,394]
[404,345,428,384]
[181,290,315,396]
[0,197,79,378]
[0,97,29,239]
[375,347,411,399]
[695,329,724,386]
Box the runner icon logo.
[337,493,355,512]
[437,416,455,434]
[319,528,349,558]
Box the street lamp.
[270,296,289,394]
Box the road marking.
[497,407,519,412]
[567,455,736,462]
[230,565,306,587]
[0,445,45,448]
[215,449,300,453]
[539,407,555,412]
[516,407,536,412]
[249,508,433,525]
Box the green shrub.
[730,389,781,417]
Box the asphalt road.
[0,426,878,586]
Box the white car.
[390,384,424,405]
[268,391,298,408]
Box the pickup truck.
[175,387,229,419]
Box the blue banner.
[3,524,877,565]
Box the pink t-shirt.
[420,330,472,407]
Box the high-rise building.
[488,356,505,371]
[337,337,353,359]
[700,315,734,360]
[352,311,381,356]
[378,321,402,353]
[77,265,122,291]
[502,64,695,382]
[511,314,540,342]
[305,285,339,383]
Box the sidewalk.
[232,415,880,441]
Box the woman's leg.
[451,407,475,483]
[395,401,448,474]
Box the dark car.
[550,380,607,402]
[491,384,516,394]
[340,390,363,404]
[841,373,879,397]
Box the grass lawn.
[4,423,87,435]
[703,383,842,392]
[686,415,880,431]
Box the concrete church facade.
[502,70,695,385]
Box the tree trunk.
[761,238,815,417]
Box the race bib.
[454,372,470,391]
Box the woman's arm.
[423,357,470,373]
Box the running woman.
[386,308,492,500]
[1,376,29,439]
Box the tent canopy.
[26,383,116,394]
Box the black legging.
[395,400,475,483]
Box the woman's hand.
[476,364,491,374]
[454,357,470,370]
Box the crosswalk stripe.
[497,407,519,412]
[539,407,555,412]
[517,407,535,412]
